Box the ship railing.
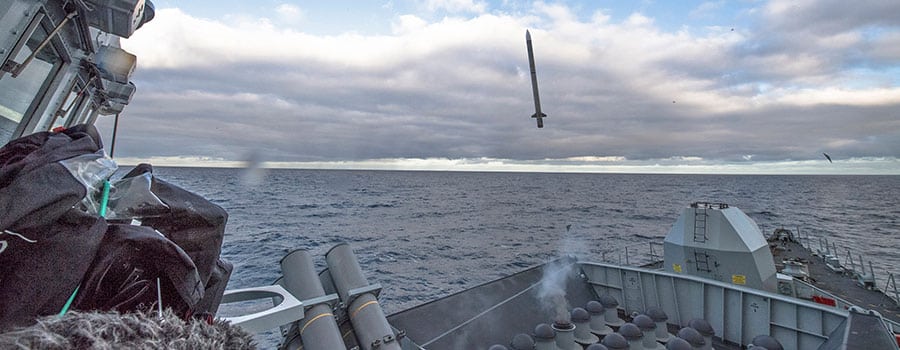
[886,273,900,309]
[582,261,849,349]
[598,241,664,268]
[816,238,899,308]
[792,277,862,312]
[690,201,729,209]
[770,226,900,308]
[583,261,900,348]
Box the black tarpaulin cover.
[114,163,233,316]
[0,125,231,331]
[0,125,103,232]
[71,223,203,316]
[0,126,108,330]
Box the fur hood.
[0,310,255,349]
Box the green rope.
[98,180,111,218]
[57,285,79,318]
[59,180,111,318]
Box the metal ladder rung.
[693,208,708,242]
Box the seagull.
[823,153,832,163]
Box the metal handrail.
[603,226,900,307]
[600,241,664,267]
[795,231,900,307]
[887,273,900,307]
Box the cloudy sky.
[96,0,900,174]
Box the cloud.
[276,4,305,21]
[392,14,429,35]
[423,0,487,14]
[689,1,726,20]
[871,31,900,63]
[747,0,900,82]
[763,0,900,35]
[108,3,900,174]
[108,155,900,175]
[772,87,900,106]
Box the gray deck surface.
[817,309,900,350]
[383,238,900,349]
[387,260,746,349]
[772,239,900,324]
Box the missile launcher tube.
[280,249,346,350]
[326,243,401,350]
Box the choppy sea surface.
[149,168,899,348]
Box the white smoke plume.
[536,258,575,323]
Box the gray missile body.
[526,30,546,128]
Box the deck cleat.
[586,301,614,336]
[676,327,705,350]
[600,333,629,350]
[599,295,625,328]
[510,333,535,350]
[645,307,674,343]
[572,307,600,345]
[619,323,646,350]
[687,319,714,350]
[633,314,665,350]
[586,344,610,350]
[665,338,694,350]
[749,335,783,350]
[533,323,557,350]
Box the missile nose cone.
[526,30,531,40]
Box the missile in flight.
[526,30,546,128]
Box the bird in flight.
[823,153,832,163]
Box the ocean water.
[149,168,899,347]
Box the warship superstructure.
[0,0,151,145]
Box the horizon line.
[106,156,900,176]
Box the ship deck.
[773,239,900,325]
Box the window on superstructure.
[46,78,86,130]
[0,11,65,144]
[80,103,98,125]
[65,87,92,127]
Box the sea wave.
[150,168,900,349]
